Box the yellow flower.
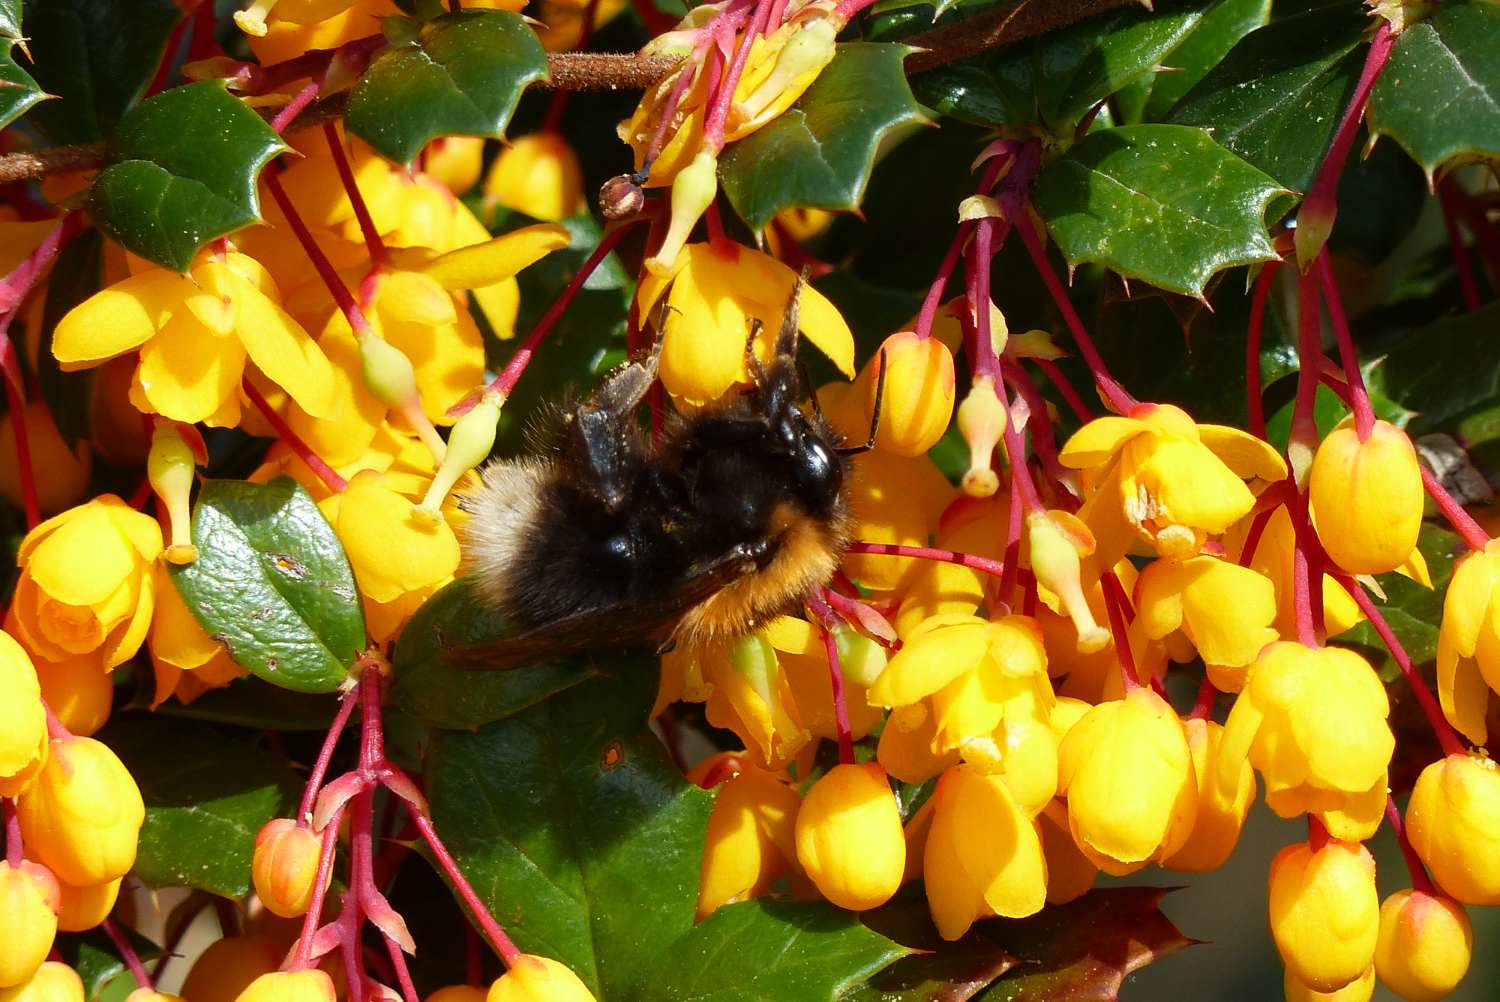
[55,876,121,933]
[795,762,905,911]
[0,861,59,988]
[0,630,47,797]
[1268,839,1379,993]
[487,955,596,1002]
[1308,418,1423,575]
[1160,717,1255,872]
[661,634,812,769]
[252,818,328,919]
[232,970,337,1002]
[1059,402,1286,565]
[233,0,366,36]
[52,250,336,427]
[922,765,1046,940]
[637,243,854,407]
[1133,555,1277,678]
[11,497,161,669]
[1373,888,1472,1002]
[694,758,802,918]
[840,449,956,593]
[1435,539,1500,744]
[0,402,91,516]
[424,136,486,196]
[0,962,85,1002]
[148,564,239,683]
[876,701,959,785]
[180,935,282,1002]
[853,332,955,457]
[1405,753,1500,905]
[31,648,112,739]
[1283,965,1375,1002]
[763,618,883,745]
[1218,642,1392,821]
[1038,803,1096,905]
[426,989,488,1002]
[483,133,586,222]
[1056,687,1197,875]
[16,735,144,887]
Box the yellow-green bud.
[738,19,837,121]
[418,393,502,521]
[1027,510,1109,652]
[647,150,719,275]
[834,627,887,689]
[356,331,420,410]
[147,423,198,565]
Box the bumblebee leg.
[564,345,661,511]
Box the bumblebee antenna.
[836,348,887,456]
[798,360,824,419]
[776,268,809,359]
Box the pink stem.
[384,934,419,1002]
[1188,676,1217,720]
[997,480,1024,607]
[1385,794,1437,895]
[1308,813,1330,852]
[1288,490,1320,648]
[243,378,349,494]
[270,81,321,134]
[1237,501,1281,568]
[914,154,1011,339]
[410,812,522,966]
[1315,249,1374,439]
[1245,261,1279,440]
[702,0,776,151]
[3,799,20,867]
[1100,571,1140,692]
[145,8,194,98]
[324,122,386,265]
[1001,359,1069,496]
[1035,358,1092,423]
[843,541,1005,579]
[102,918,153,989]
[297,690,359,826]
[1422,464,1490,552]
[831,0,878,20]
[643,50,709,173]
[1015,209,1136,414]
[289,804,345,971]
[1335,573,1465,758]
[1290,266,1323,460]
[809,590,855,764]
[263,171,371,335]
[1437,178,1482,312]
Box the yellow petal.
[1058,416,1148,469]
[53,270,197,369]
[1198,423,1288,482]
[27,504,136,607]
[410,224,570,290]
[137,310,246,424]
[329,483,460,603]
[470,277,520,339]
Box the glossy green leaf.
[19,0,182,143]
[346,9,548,166]
[86,81,289,273]
[977,888,1193,1000]
[156,677,342,732]
[102,715,300,897]
[427,672,907,998]
[1368,2,1500,179]
[911,3,1207,135]
[1139,0,1272,121]
[170,477,365,694]
[36,228,102,446]
[56,926,161,1001]
[390,576,597,729]
[720,43,928,232]
[1032,124,1284,296]
[1374,301,1500,435]
[1168,2,1367,192]
[0,0,18,38]
[0,39,44,131]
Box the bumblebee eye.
[793,435,840,499]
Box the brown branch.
[0,0,1141,186]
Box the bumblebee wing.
[442,549,758,671]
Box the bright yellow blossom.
[795,762,904,911]
[1435,538,1500,744]
[0,630,47,797]
[0,962,85,1002]
[31,648,111,739]
[693,757,802,918]
[252,818,328,919]
[483,133,586,222]
[55,876,121,933]
[53,250,335,427]
[1405,753,1500,905]
[1268,839,1379,993]
[1160,717,1255,872]
[16,735,145,887]
[424,137,486,196]
[0,402,91,516]
[232,970,337,1002]
[1134,555,1277,678]
[487,955,596,1002]
[1283,965,1375,1002]
[1038,803,1097,905]
[1059,402,1286,565]
[0,861,59,988]
[854,332,955,457]
[1308,417,1424,576]
[1373,888,1472,1002]
[11,497,161,669]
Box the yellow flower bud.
[1057,687,1197,875]
[0,629,47,797]
[736,18,837,123]
[859,332,955,457]
[16,735,145,886]
[1133,556,1277,675]
[0,861,59,988]
[922,765,1046,940]
[0,962,85,1002]
[647,150,718,275]
[418,393,501,519]
[696,763,801,918]
[795,762,905,911]
[33,651,111,739]
[1027,510,1109,654]
[1218,643,1393,819]
[425,988,489,1002]
[0,402,91,516]
[252,818,328,918]
[1309,419,1423,575]
[357,330,421,411]
[1434,539,1500,745]
[55,876,120,933]
[180,935,282,1002]
[147,423,200,565]
[956,375,1005,497]
[1283,965,1375,1002]
[1160,717,1255,872]
[1405,753,1500,905]
[483,133,585,223]
[487,955,596,1002]
[1373,889,1472,1002]
[232,970,338,1002]
[1268,839,1379,992]
[424,136,485,196]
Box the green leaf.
[346,9,548,166]
[36,228,102,446]
[102,715,300,897]
[1340,523,1463,682]
[56,927,161,1001]
[427,672,907,998]
[719,43,928,232]
[390,576,597,729]
[849,896,1016,1001]
[0,39,44,131]
[1373,300,1500,435]
[86,81,289,273]
[0,0,18,38]
[1032,124,1285,297]
[156,676,342,732]
[1368,2,1500,179]
[910,3,1207,135]
[978,888,1193,1000]
[170,477,365,694]
[1139,0,1272,121]
[1167,2,1368,192]
[19,0,183,143]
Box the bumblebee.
[451,277,880,668]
